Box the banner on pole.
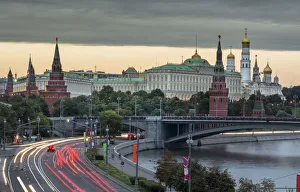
[183,156,189,181]
[103,143,107,160]
[133,144,137,163]
[297,175,300,192]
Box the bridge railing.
[161,116,300,122]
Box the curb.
[79,149,134,192]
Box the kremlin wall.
[0,30,284,114]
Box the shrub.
[139,179,165,192]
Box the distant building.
[0,78,6,94]
[40,38,70,112]
[209,36,229,117]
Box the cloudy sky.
[0,0,299,86]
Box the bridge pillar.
[177,124,179,136]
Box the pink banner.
[183,156,189,181]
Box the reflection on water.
[129,140,300,190]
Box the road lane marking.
[17,176,29,192]
[28,185,36,192]
[27,147,45,191]
[2,158,7,185]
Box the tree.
[155,150,178,188]
[150,89,165,99]
[156,151,236,192]
[237,178,275,192]
[98,110,122,137]
[174,108,187,116]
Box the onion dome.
[192,50,201,59]
[242,28,250,45]
[227,46,235,59]
[263,62,272,74]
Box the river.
[129,140,300,190]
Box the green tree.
[98,110,122,137]
[150,89,164,99]
[237,178,275,192]
[174,108,187,116]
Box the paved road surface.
[8,138,128,192]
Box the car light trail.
[2,158,7,185]
[28,185,36,192]
[17,176,29,192]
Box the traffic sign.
[121,161,124,166]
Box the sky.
[0,0,299,87]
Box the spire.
[245,28,247,37]
[27,54,33,75]
[196,34,198,53]
[8,67,12,75]
[52,37,62,73]
[254,55,258,68]
[214,35,224,74]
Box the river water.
[130,140,300,190]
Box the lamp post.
[159,97,162,117]
[105,126,109,173]
[134,96,138,117]
[186,134,194,192]
[117,97,121,115]
[129,117,132,133]
[294,95,298,118]
[85,120,88,147]
[28,117,32,142]
[3,119,6,151]
[37,116,40,139]
[135,129,141,192]
[18,118,21,137]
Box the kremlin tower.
[5,68,13,95]
[209,35,229,117]
[252,90,265,117]
[26,55,38,94]
[40,38,70,113]
[226,46,235,72]
[263,60,272,83]
[252,55,261,82]
[240,28,251,86]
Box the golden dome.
[192,50,201,59]
[242,36,250,44]
[263,62,272,74]
[242,28,250,44]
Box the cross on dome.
[218,35,221,39]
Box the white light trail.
[2,158,7,185]
[28,185,36,192]
[17,176,29,192]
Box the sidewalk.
[108,144,157,181]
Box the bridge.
[122,116,300,147]
[48,115,300,147]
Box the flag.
[297,175,300,192]
[183,156,189,181]
[133,144,137,163]
[103,143,107,160]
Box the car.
[47,145,55,152]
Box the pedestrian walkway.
[108,144,157,181]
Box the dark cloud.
[0,0,300,50]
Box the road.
[7,138,127,192]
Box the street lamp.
[3,119,6,151]
[186,134,194,192]
[294,95,298,118]
[37,116,40,139]
[135,129,141,192]
[159,97,163,117]
[105,126,109,172]
[18,118,21,137]
[28,117,31,142]
[85,120,88,147]
[117,97,121,115]
[134,96,138,117]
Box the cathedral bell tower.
[240,28,251,86]
[252,55,261,82]
[209,35,229,117]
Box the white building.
[0,78,6,94]
[13,70,92,98]
[240,28,251,86]
[92,49,242,100]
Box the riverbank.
[198,131,300,146]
